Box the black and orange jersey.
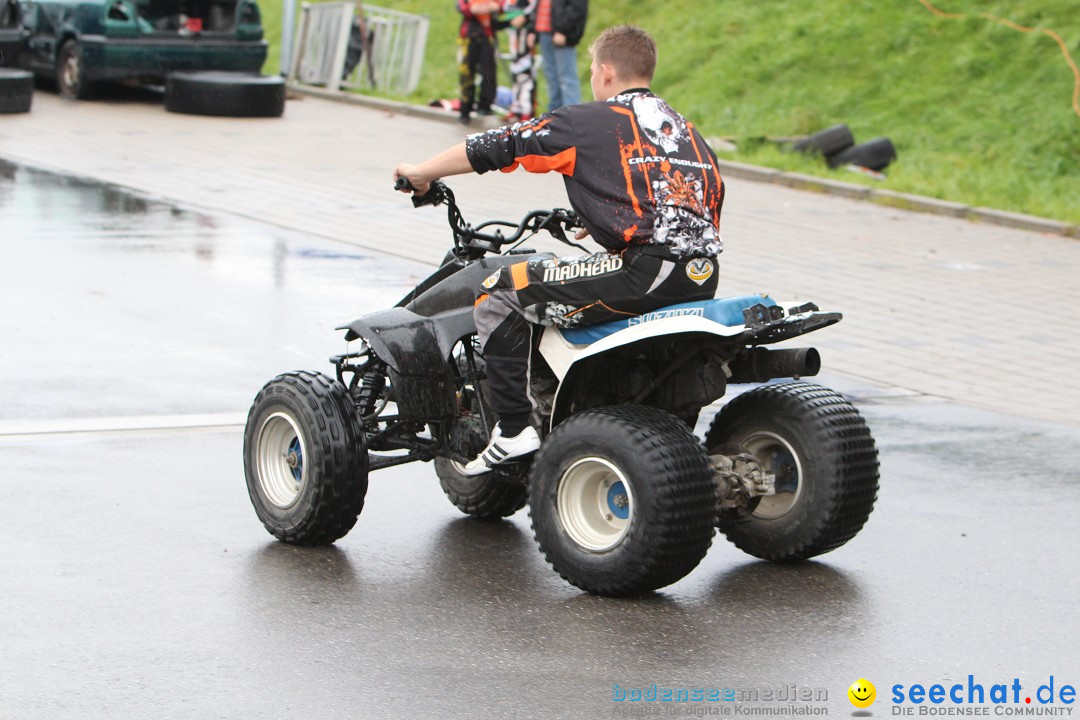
[465,88,725,257]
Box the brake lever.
[539,209,588,250]
[555,211,591,252]
[542,220,568,243]
[554,208,583,230]
[537,211,568,238]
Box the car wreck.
[15,0,266,98]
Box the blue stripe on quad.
[560,294,776,346]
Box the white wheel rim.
[556,457,633,551]
[742,430,803,520]
[256,412,307,508]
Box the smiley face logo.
[848,678,876,708]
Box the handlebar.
[392,178,587,256]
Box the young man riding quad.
[394,24,725,476]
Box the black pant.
[458,35,497,117]
[474,247,720,433]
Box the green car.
[15,0,267,97]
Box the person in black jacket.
[393,25,724,474]
[532,0,587,109]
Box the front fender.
[343,252,554,374]
[337,306,475,376]
[337,306,476,420]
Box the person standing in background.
[532,0,587,110]
[502,0,538,121]
[457,0,503,124]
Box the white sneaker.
[462,424,541,476]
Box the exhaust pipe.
[729,347,820,383]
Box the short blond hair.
[589,25,657,83]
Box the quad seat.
[560,294,777,346]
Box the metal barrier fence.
[288,3,429,96]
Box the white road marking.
[0,413,247,437]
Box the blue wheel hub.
[606,480,630,520]
[287,436,303,483]
[769,448,797,494]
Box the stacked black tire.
[0,67,32,113]
[793,123,896,171]
[165,72,285,118]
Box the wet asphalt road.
[2,161,1078,719]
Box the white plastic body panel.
[538,316,748,382]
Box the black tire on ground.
[244,371,369,545]
[435,458,528,519]
[792,124,855,159]
[164,71,285,117]
[827,137,897,170]
[529,405,716,596]
[56,40,96,100]
[0,67,32,113]
[705,382,879,561]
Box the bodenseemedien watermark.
[613,684,829,703]
[612,705,829,717]
[610,683,831,717]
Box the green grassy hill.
[263,1,1080,224]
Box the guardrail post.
[328,3,353,92]
[280,0,297,76]
[287,2,310,83]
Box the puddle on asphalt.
[0,158,429,421]
[0,158,427,287]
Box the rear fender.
[541,317,748,428]
[540,315,748,381]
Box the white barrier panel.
[289,3,428,96]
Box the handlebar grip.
[394,176,417,193]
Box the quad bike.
[243,180,880,597]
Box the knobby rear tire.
[706,382,879,561]
[529,405,716,597]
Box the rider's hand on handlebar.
[393,164,431,196]
[575,227,591,241]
